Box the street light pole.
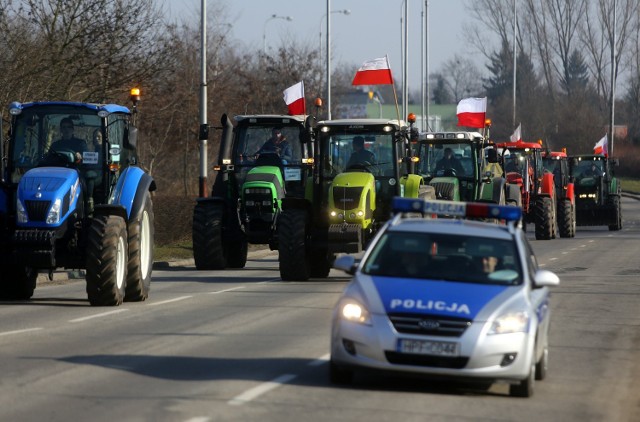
[263,14,293,55]
[198,0,207,198]
[319,9,351,99]
[326,0,331,119]
[609,0,617,156]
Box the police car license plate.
[398,339,459,356]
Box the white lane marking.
[258,278,282,284]
[0,327,43,336]
[228,374,297,406]
[308,353,330,366]
[184,418,210,422]
[147,296,192,306]
[69,309,128,323]
[562,251,568,254]
[208,287,245,294]
[549,257,558,261]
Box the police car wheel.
[510,363,535,397]
[535,347,548,381]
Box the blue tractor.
[0,90,156,305]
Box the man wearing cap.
[257,127,292,163]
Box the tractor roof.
[10,101,130,115]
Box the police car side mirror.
[333,255,357,275]
[533,269,560,288]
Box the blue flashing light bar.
[392,197,522,222]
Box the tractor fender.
[400,174,424,198]
[110,166,155,220]
[540,172,555,196]
[566,183,575,204]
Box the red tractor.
[542,149,576,238]
[496,140,557,240]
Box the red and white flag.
[456,97,487,128]
[283,81,306,115]
[352,56,393,85]
[593,134,608,156]
[510,123,522,142]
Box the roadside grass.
[620,177,640,193]
[155,240,193,261]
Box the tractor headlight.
[488,311,529,335]
[16,199,28,223]
[46,198,62,224]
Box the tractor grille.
[388,313,472,337]
[332,186,363,210]
[25,200,51,222]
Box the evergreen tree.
[562,50,590,96]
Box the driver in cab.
[50,118,86,163]
[435,147,465,176]
[346,136,376,169]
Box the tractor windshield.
[418,142,473,177]
[319,128,400,178]
[9,107,103,183]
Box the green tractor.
[416,131,517,205]
[569,154,621,231]
[277,117,434,281]
[192,114,315,270]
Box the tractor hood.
[16,167,81,228]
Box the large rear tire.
[0,262,37,300]
[125,193,154,302]
[278,209,310,281]
[310,250,334,278]
[192,201,226,270]
[534,197,554,240]
[86,215,128,306]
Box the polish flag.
[456,97,487,128]
[510,123,522,142]
[283,81,306,115]
[352,56,394,85]
[593,134,608,156]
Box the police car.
[330,198,560,397]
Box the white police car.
[330,198,559,397]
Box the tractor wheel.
[534,197,554,240]
[310,250,334,278]
[226,237,248,268]
[192,201,226,270]
[608,195,622,231]
[86,215,128,306]
[0,262,37,300]
[557,199,575,238]
[125,192,154,302]
[278,209,310,281]
[505,184,522,207]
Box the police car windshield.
[362,232,522,285]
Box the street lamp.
[319,9,350,69]
[263,14,293,55]
[319,8,350,120]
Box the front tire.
[510,362,535,397]
[557,199,575,238]
[608,195,622,231]
[0,263,37,300]
[192,201,226,270]
[86,215,128,306]
[534,197,554,240]
[125,193,154,302]
[278,209,310,281]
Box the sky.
[165,0,484,93]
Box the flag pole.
[388,55,402,123]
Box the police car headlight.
[488,311,529,335]
[340,300,371,325]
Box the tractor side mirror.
[486,148,498,163]
[125,126,138,149]
[219,114,234,164]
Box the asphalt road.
[1,197,639,422]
